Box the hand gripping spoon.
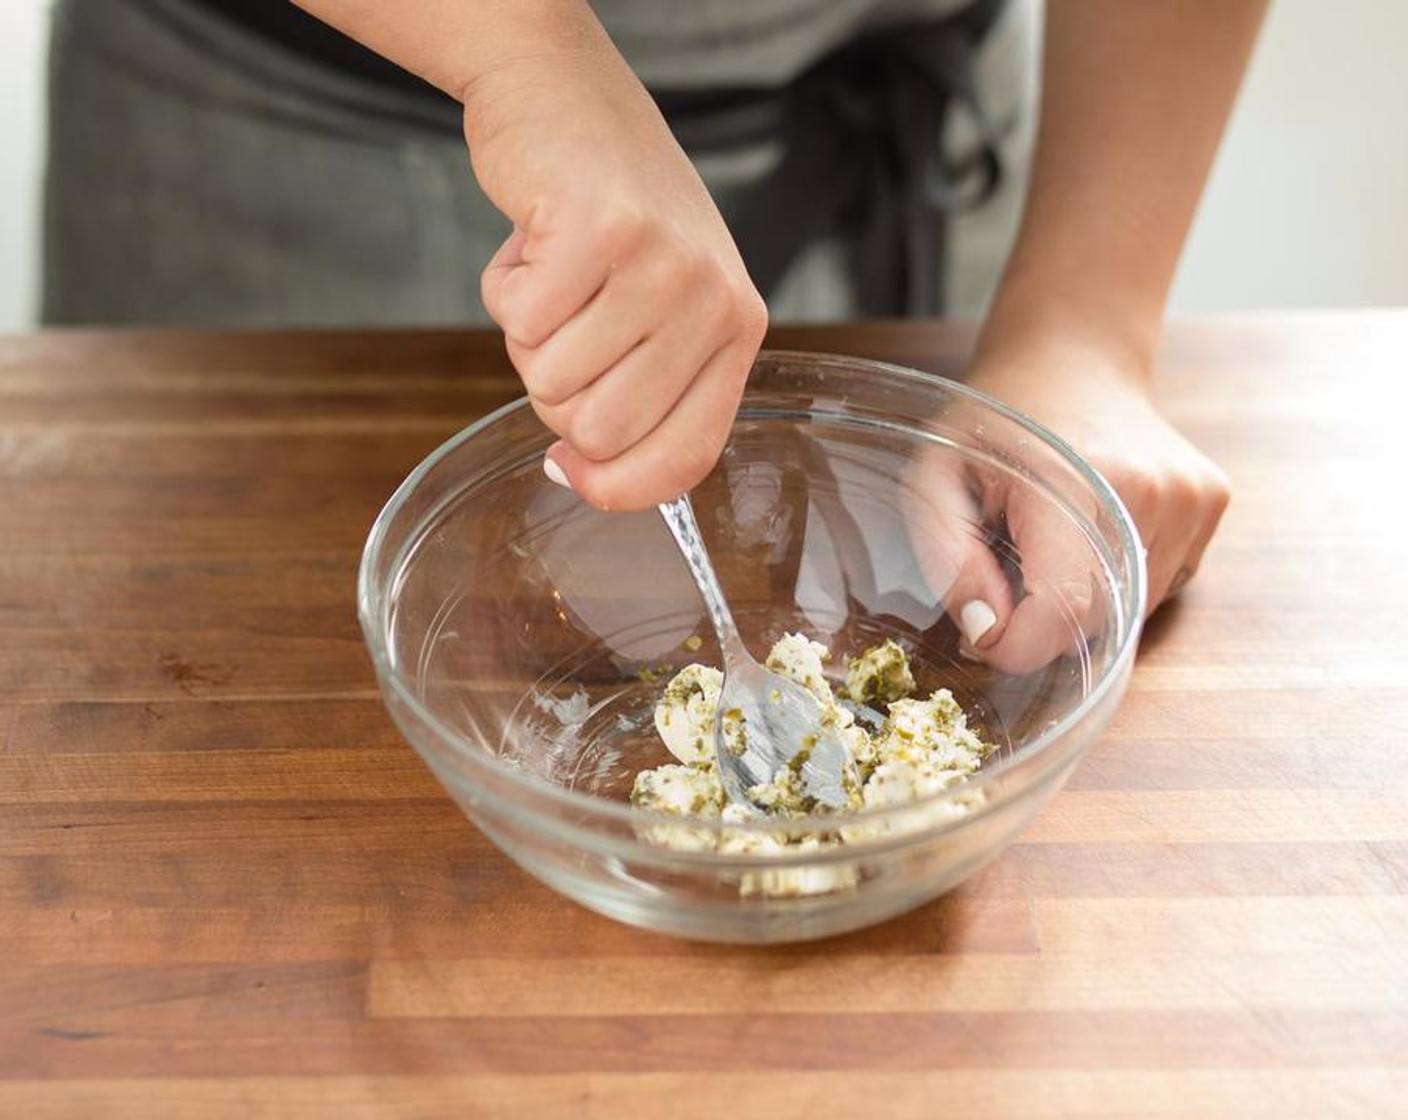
[658,493,851,810]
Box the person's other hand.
[910,337,1230,674]
[464,22,767,511]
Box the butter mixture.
[630,634,993,897]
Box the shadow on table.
[1136,592,1188,656]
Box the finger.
[902,451,1015,651]
[1142,458,1232,612]
[484,227,527,274]
[984,585,1092,675]
[533,315,728,464]
[507,283,646,408]
[480,212,629,349]
[1146,515,1228,613]
[480,228,533,328]
[1180,463,1232,579]
[511,247,727,409]
[981,487,1102,675]
[542,341,753,511]
[1145,506,1199,611]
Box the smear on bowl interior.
[631,634,993,898]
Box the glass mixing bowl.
[359,351,1145,943]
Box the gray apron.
[42,0,1034,326]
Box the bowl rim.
[358,349,1147,841]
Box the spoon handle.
[658,494,750,669]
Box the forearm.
[981,0,1267,374]
[290,0,654,221]
[289,0,606,105]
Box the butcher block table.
[1,314,1405,1119]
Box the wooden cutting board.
[1,315,1405,1118]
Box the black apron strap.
[656,0,1010,317]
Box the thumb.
[902,451,1015,653]
[979,484,1106,675]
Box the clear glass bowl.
[359,351,1145,943]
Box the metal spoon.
[658,493,851,809]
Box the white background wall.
[1169,0,1408,311]
[1,0,1405,330]
[1,0,50,329]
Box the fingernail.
[543,456,571,489]
[960,599,997,646]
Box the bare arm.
[938,0,1267,669]
[981,0,1270,369]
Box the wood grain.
[0,1071,1403,1120]
[366,949,1407,1017]
[2,315,1406,1118]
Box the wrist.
[457,2,612,146]
[975,267,1164,391]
